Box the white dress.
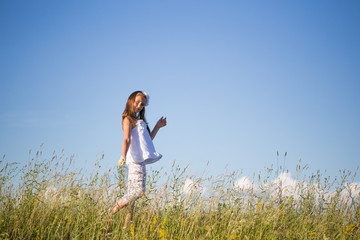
[126,120,162,164]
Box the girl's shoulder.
[123,116,139,129]
[123,116,131,124]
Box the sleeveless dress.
[126,120,162,165]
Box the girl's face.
[134,95,146,113]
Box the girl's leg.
[112,162,146,214]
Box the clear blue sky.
[1,1,359,182]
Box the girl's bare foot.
[111,199,126,214]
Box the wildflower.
[153,215,158,224]
[308,231,316,239]
[159,228,165,239]
[130,223,134,237]
[159,217,167,239]
[256,201,262,212]
[150,215,158,232]
[343,224,355,235]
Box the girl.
[111,91,167,215]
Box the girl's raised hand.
[156,117,167,128]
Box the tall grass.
[0,150,359,239]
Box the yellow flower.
[119,157,125,166]
[150,215,158,232]
[308,231,316,239]
[159,217,167,239]
[344,224,355,235]
[256,201,262,212]
[130,223,134,237]
[159,228,165,239]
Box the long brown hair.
[122,91,150,133]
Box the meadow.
[0,150,359,239]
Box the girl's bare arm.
[122,118,131,158]
[150,117,167,140]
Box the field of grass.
[0,150,359,239]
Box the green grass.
[0,150,359,239]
